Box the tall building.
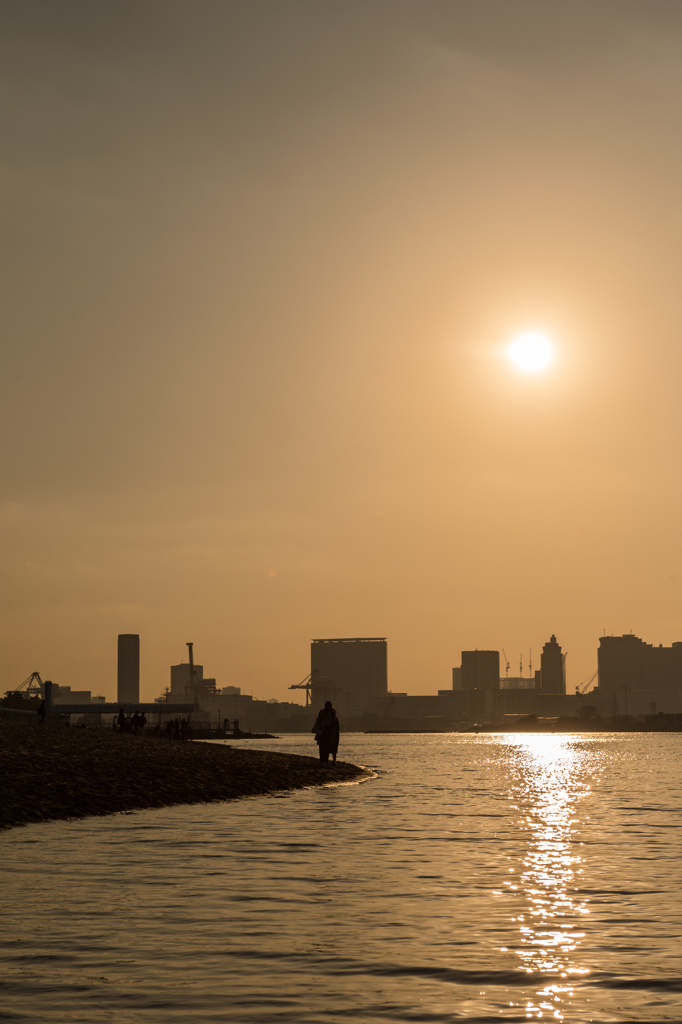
[461,650,500,690]
[598,635,645,694]
[598,634,682,713]
[310,637,387,719]
[540,635,565,694]
[117,634,140,704]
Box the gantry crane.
[289,669,317,706]
[10,672,44,697]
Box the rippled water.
[2,733,682,1022]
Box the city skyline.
[4,2,682,703]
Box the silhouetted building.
[598,634,682,714]
[540,635,565,694]
[169,662,218,702]
[500,676,536,690]
[461,650,500,691]
[310,637,388,719]
[53,685,94,704]
[452,666,462,689]
[117,634,139,704]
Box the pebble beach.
[0,719,370,829]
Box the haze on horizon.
[3,0,682,703]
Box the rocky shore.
[0,720,370,829]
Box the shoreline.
[0,720,371,830]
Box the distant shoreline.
[366,718,682,734]
[0,720,371,830]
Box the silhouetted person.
[37,700,45,724]
[173,718,181,740]
[139,713,147,734]
[223,718,229,731]
[117,708,126,733]
[180,718,189,741]
[132,711,141,736]
[312,701,340,764]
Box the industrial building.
[117,634,139,704]
[52,685,102,705]
[597,634,682,715]
[159,646,311,732]
[170,660,205,700]
[310,637,388,724]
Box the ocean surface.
[2,732,682,1023]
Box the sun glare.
[507,332,554,373]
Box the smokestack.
[117,634,140,704]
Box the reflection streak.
[506,736,592,1020]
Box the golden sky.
[3,1,682,702]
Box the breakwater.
[0,720,369,829]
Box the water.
[2,732,682,1022]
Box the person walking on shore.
[312,701,340,765]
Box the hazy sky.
[3,0,682,702]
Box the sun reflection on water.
[505,735,593,1020]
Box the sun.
[507,331,554,373]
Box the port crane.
[502,650,510,679]
[575,669,598,695]
[9,672,44,697]
[289,669,317,706]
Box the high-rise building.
[310,637,387,718]
[540,635,565,694]
[598,634,682,713]
[461,650,500,690]
[117,634,140,704]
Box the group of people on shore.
[113,710,192,741]
[161,717,192,741]
[115,709,147,735]
[40,695,341,760]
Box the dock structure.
[43,682,196,724]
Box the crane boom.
[11,672,44,696]
[576,669,598,695]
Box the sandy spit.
[0,720,370,830]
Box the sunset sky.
[3,0,682,702]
